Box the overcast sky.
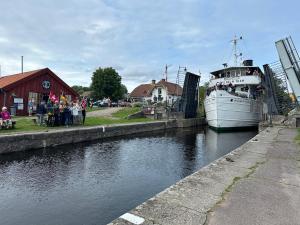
[0,0,299,91]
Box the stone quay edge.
[0,118,205,154]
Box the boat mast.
[165,64,171,81]
[231,35,243,66]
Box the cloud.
[83,20,120,35]
[0,0,299,91]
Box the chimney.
[162,78,166,82]
[152,80,156,84]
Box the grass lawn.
[0,107,151,134]
[84,106,151,126]
[0,117,54,134]
[295,128,300,144]
[84,117,151,126]
[86,107,104,112]
[112,107,141,118]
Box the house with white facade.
[130,79,182,105]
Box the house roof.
[157,80,182,95]
[0,68,78,96]
[0,69,44,89]
[130,79,182,98]
[130,84,154,98]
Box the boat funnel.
[243,59,253,66]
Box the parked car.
[111,102,118,107]
[93,100,103,107]
[94,100,108,107]
[118,101,132,107]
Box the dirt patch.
[87,107,122,118]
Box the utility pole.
[21,56,24,74]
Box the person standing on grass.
[53,100,60,126]
[81,97,87,125]
[71,101,80,125]
[36,102,46,126]
[28,99,33,116]
[0,112,3,127]
[108,97,111,107]
[64,103,71,127]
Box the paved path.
[108,127,300,225]
[207,128,300,225]
[87,107,122,117]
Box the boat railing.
[213,73,261,80]
[206,84,262,100]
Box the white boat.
[204,36,264,131]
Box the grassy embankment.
[0,107,151,134]
[295,128,300,144]
[85,107,104,112]
[84,107,151,126]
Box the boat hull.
[204,90,261,131]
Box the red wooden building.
[0,68,79,115]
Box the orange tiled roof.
[130,84,155,97]
[157,80,182,95]
[0,69,45,89]
[130,79,182,98]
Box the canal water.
[0,128,256,225]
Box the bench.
[1,120,16,129]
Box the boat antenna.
[231,35,243,66]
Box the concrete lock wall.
[0,118,205,154]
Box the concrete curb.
[108,127,279,225]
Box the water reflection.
[0,127,256,225]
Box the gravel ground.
[87,107,122,117]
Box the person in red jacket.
[1,106,12,128]
[81,97,87,125]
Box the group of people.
[246,68,260,76]
[35,97,87,127]
[206,82,236,96]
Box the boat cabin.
[208,60,264,88]
[211,66,263,79]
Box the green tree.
[198,82,209,117]
[91,67,127,101]
[71,85,91,95]
[121,84,128,97]
[272,76,294,115]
